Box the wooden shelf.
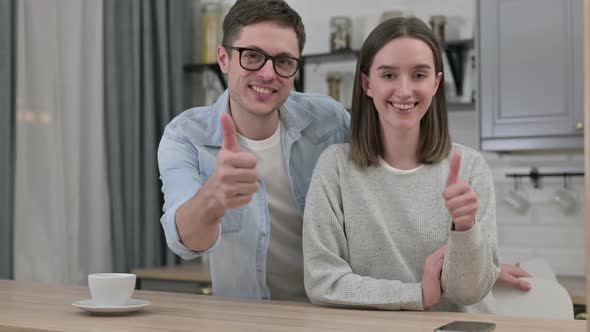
[301,50,359,63]
[443,39,474,98]
[183,63,226,89]
[183,39,475,96]
[132,262,211,283]
[448,101,476,111]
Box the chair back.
[492,277,573,320]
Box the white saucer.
[72,299,151,314]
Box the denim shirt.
[158,90,350,300]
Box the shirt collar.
[203,90,314,147]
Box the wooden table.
[0,280,584,332]
[133,264,588,307]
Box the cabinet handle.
[576,122,584,130]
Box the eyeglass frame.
[222,45,302,78]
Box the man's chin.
[241,103,280,117]
[250,108,280,117]
[247,99,286,115]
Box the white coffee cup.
[88,273,136,306]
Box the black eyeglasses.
[223,45,301,78]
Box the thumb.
[221,113,240,152]
[446,150,462,186]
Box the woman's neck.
[380,126,420,170]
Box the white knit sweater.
[303,143,499,312]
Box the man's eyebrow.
[244,45,298,58]
[413,64,432,70]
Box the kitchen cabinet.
[479,0,584,151]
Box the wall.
[203,0,587,276]
[486,151,585,276]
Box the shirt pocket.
[220,206,245,233]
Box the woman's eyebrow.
[375,64,432,70]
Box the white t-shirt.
[237,123,307,301]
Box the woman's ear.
[361,72,373,97]
[434,72,443,92]
[217,45,230,74]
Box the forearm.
[441,223,499,305]
[175,179,224,252]
[304,264,423,311]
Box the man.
[159,0,348,301]
[158,0,530,302]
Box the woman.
[302,17,498,313]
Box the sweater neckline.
[378,158,423,175]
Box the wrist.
[200,179,226,222]
[452,220,475,232]
[421,278,437,308]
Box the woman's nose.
[395,77,412,98]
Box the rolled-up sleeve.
[441,153,500,305]
[158,128,220,260]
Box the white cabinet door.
[479,0,584,151]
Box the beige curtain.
[14,0,112,284]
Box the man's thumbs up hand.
[211,114,260,212]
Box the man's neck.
[229,103,280,141]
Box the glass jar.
[201,3,222,63]
[429,15,446,43]
[330,16,352,52]
[380,10,404,23]
[326,72,342,102]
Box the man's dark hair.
[222,0,306,54]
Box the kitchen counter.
[0,280,584,332]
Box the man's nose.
[256,59,276,80]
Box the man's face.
[217,21,300,119]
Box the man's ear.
[361,72,372,97]
[217,45,230,74]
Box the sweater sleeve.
[441,151,500,305]
[303,146,424,311]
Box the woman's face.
[362,37,442,135]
